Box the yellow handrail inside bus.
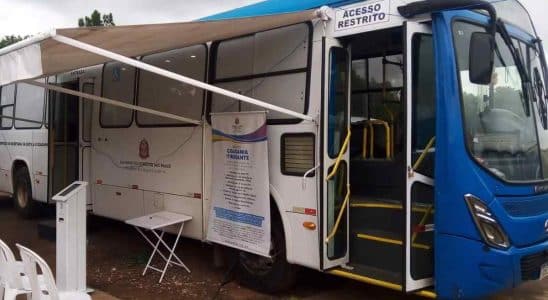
[350,202,435,214]
[326,128,351,181]
[325,184,351,244]
[383,105,395,157]
[412,136,435,171]
[365,120,391,159]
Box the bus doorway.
[346,26,408,287]
[48,80,80,198]
[332,24,435,292]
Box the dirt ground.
[0,196,547,300]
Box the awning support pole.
[25,80,202,125]
[51,34,314,122]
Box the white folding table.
[125,211,192,283]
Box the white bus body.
[0,20,330,268]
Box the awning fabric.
[0,10,318,86]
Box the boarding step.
[350,229,403,274]
[351,196,433,213]
[328,263,403,290]
[350,229,433,277]
[350,197,434,234]
[328,264,436,298]
[354,229,432,250]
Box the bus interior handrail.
[412,136,436,172]
[325,183,351,244]
[326,128,351,181]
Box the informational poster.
[207,111,271,257]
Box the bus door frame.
[404,21,435,292]
[321,36,351,270]
[79,78,94,206]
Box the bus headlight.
[464,194,510,249]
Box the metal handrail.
[360,119,393,159]
[412,136,436,171]
[326,128,351,181]
[325,183,351,244]
[366,120,391,159]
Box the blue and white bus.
[0,0,547,298]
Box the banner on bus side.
[207,111,271,257]
[334,0,390,33]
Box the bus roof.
[202,0,360,21]
[204,0,537,38]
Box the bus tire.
[13,166,40,218]
[235,217,298,293]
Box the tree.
[0,35,29,49]
[78,10,115,27]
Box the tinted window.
[412,34,436,177]
[454,21,540,182]
[0,84,15,129]
[81,83,94,141]
[328,48,349,158]
[137,45,206,126]
[212,23,310,121]
[15,81,45,128]
[101,62,135,127]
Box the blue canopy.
[202,0,361,20]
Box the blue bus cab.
[429,2,548,299]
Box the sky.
[0,0,545,45]
[0,0,260,36]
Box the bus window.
[211,23,310,122]
[411,34,435,178]
[351,54,403,160]
[0,84,15,129]
[15,81,45,129]
[328,48,349,158]
[410,33,435,281]
[327,162,348,259]
[137,45,206,126]
[215,35,254,80]
[81,83,94,142]
[101,62,135,127]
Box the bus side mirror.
[469,32,495,85]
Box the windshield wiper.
[496,20,531,116]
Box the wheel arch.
[12,158,33,197]
[269,185,296,264]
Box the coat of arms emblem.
[139,138,150,159]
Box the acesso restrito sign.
[335,0,390,32]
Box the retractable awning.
[0,9,326,121]
[0,9,318,85]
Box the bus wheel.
[235,219,298,293]
[13,166,39,218]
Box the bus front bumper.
[436,234,548,299]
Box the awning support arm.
[25,80,202,125]
[51,34,314,122]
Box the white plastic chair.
[16,244,90,300]
[0,239,33,300]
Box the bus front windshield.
[453,21,542,182]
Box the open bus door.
[404,21,435,292]
[322,38,351,269]
[79,79,94,205]
[48,80,80,198]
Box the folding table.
[125,211,192,283]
